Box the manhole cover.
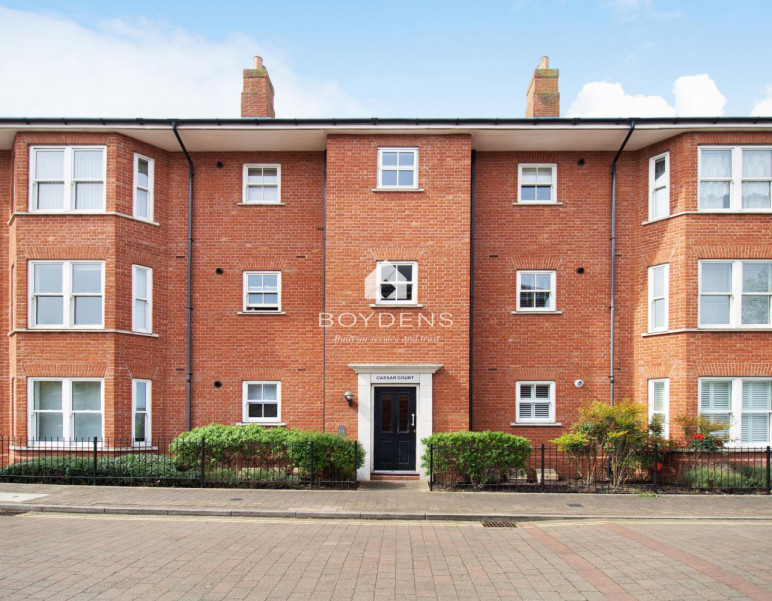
[567,503,583,507]
[229,498,243,501]
[481,521,517,528]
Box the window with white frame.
[376,261,417,304]
[648,264,669,332]
[132,379,151,444]
[29,378,103,442]
[242,381,281,423]
[29,261,104,328]
[132,265,152,332]
[243,164,281,204]
[649,152,670,220]
[699,378,772,445]
[29,146,106,212]
[377,148,418,189]
[518,164,556,203]
[648,379,669,438]
[699,147,772,211]
[243,271,281,311]
[517,270,556,311]
[516,381,555,423]
[699,260,772,328]
[133,154,154,221]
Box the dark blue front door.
[373,387,417,471]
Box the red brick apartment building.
[1,56,771,480]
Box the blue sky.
[1,0,771,118]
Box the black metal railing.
[0,437,359,489]
[429,443,772,494]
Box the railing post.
[200,437,206,489]
[309,441,315,490]
[353,440,358,488]
[540,444,546,493]
[92,436,98,486]
[652,443,658,494]
[429,444,434,492]
[766,446,770,496]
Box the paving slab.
[0,481,770,522]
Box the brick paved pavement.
[0,513,770,600]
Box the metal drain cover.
[482,521,517,528]
[567,503,583,507]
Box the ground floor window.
[699,378,772,445]
[516,381,555,423]
[132,380,151,444]
[29,378,103,442]
[242,381,281,424]
[648,379,669,438]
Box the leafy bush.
[0,455,196,486]
[551,400,650,488]
[674,415,728,451]
[421,431,530,486]
[170,424,365,482]
[682,463,766,490]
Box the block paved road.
[0,512,770,600]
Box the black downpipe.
[609,121,636,406]
[469,150,477,431]
[172,122,195,431]
[321,151,327,432]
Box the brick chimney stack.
[241,56,275,118]
[525,56,560,118]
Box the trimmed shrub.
[683,463,767,490]
[170,424,365,482]
[421,431,530,486]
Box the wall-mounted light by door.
[343,391,354,407]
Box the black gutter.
[172,122,195,431]
[609,121,636,407]
[2,116,772,127]
[469,150,477,431]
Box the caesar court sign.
[370,374,419,384]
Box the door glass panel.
[380,393,392,433]
[398,393,409,433]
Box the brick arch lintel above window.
[236,367,286,381]
[366,246,428,262]
[642,249,677,268]
[19,362,109,378]
[508,367,563,381]
[694,362,772,378]
[237,258,287,271]
[691,245,772,260]
[507,258,562,271]
[639,364,676,380]
[124,362,162,381]
[20,245,112,261]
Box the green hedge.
[170,424,365,481]
[421,431,531,486]
[0,455,196,486]
[683,464,767,490]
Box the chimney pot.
[253,56,263,70]
[538,56,549,69]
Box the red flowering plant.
[675,415,727,452]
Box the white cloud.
[566,74,726,118]
[751,86,772,116]
[672,74,726,116]
[0,6,372,118]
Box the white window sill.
[371,188,424,193]
[642,327,772,337]
[511,310,562,315]
[237,311,286,315]
[10,328,159,337]
[236,202,286,206]
[510,422,562,427]
[236,422,286,427]
[512,202,563,206]
[642,209,772,226]
[370,303,424,309]
[9,211,160,227]
[12,444,159,452]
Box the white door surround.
[348,363,442,482]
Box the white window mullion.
[731,378,742,444]
[731,148,742,210]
